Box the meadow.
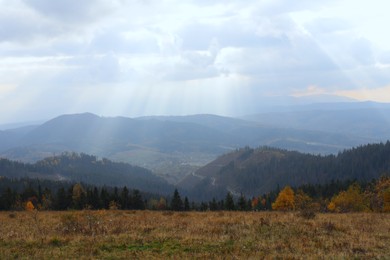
[0,210,389,259]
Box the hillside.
[0,111,376,183]
[184,142,390,200]
[0,153,173,195]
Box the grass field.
[0,210,389,259]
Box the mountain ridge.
[184,142,390,200]
[1,101,390,184]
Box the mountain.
[1,112,370,182]
[183,142,390,200]
[0,153,173,195]
[243,101,390,140]
[1,102,390,184]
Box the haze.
[1,0,390,124]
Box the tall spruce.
[170,189,183,211]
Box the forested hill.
[185,142,390,200]
[0,153,173,195]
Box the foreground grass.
[0,210,389,259]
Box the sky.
[1,0,390,124]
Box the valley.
[1,101,390,201]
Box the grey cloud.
[179,20,290,51]
[22,0,115,24]
[0,9,55,43]
[378,51,390,64]
[219,36,337,76]
[158,51,222,81]
[349,38,375,65]
[305,17,352,35]
[257,0,335,15]
[58,53,123,85]
[89,30,159,54]
[305,18,377,68]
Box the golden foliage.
[328,183,369,212]
[295,189,313,210]
[373,176,390,212]
[272,186,295,211]
[25,201,35,211]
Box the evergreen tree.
[170,189,183,211]
[55,187,69,210]
[0,187,16,210]
[92,187,100,209]
[132,189,144,210]
[72,183,86,210]
[184,196,190,211]
[209,198,218,211]
[120,186,129,209]
[237,193,247,211]
[224,192,235,210]
[100,188,110,209]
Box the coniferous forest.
[1,142,390,212]
[1,175,389,213]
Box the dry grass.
[0,210,389,259]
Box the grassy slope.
[0,211,389,259]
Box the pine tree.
[237,193,247,211]
[132,189,144,210]
[120,186,129,209]
[55,187,68,210]
[184,196,190,211]
[170,189,183,211]
[224,192,235,211]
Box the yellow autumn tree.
[272,186,295,211]
[295,189,313,210]
[373,176,390,212]
[327,183,369,212]
[25,201,35,211]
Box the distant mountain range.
[242,101,390,139]
[1,101,390,185]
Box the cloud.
[304,17,351,35]
[21,0,115,24]
[1,0,390,123]
[335,85,390,102]
[291,85,327,97]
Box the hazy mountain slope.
[0,125,38,151]
[17,113,234,153]
[138,114,254,132]
[136,114,369,153]
[0,112,376,183]
[0,105,387,184]
[0,113,237,182]
[184,142,390,200]
[243,102,390,140]
[0,153,173,195]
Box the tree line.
[1,176,388,212]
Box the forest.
[0,152,172,195]
[187,141,390,200]
[1,175,389,213]
[1,142,390,212]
